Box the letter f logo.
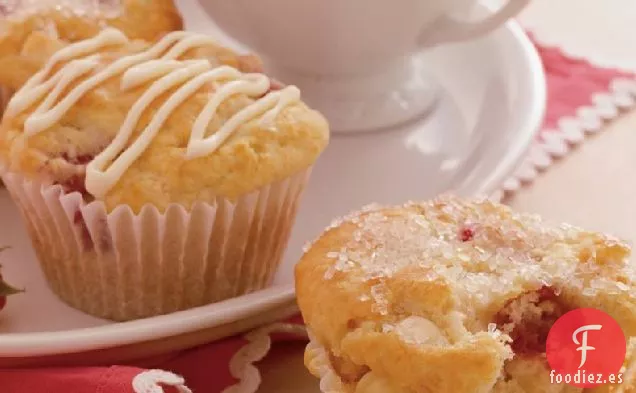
[572,324,603,368]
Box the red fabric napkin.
[1,39,634,393]
[0,319,309,393]
[536,42,633,130]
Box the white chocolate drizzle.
[6,27,301,198]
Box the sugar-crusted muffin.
[0,0,183,112]
[0,27,329,321]
[296,196,635,393]
[592,338,635,393]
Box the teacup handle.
[418,0,530,47]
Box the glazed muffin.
[0,0,183,111]
[0,28,329,321]
[296,196,635,393]
[0,0,182,50]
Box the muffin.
[0,27,329,321]
[296,196,635,393]
[593,338,635,393]
[0,0,183,113]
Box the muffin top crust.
[0,0,182,59]
[0,28,329,212]
[296,196,635,393]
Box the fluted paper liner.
[0,86,11,188]
[1,169,311,321]
[305,331,346,393]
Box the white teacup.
[196,0,529,132]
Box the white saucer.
[0,3,545,366]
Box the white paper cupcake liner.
[0,86,12,189]
[1,168,311,321]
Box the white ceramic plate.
[0,2,545,366]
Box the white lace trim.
[305,332,345,393]
[221,323,308,393]
[132,370,193,393]
[129,324,306,393]
[490,76,636,202]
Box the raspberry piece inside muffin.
[494,286,569,356]
[459,224,475,241]
[54,152,99,199]
[61,173,89,196]
[60,152,97,166]
[73,209,94,251]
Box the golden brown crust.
[0,0,182,124]
[0,0,182,68]
[590,338,636,393]
[0,31,329,212]
[296,196,636,393]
